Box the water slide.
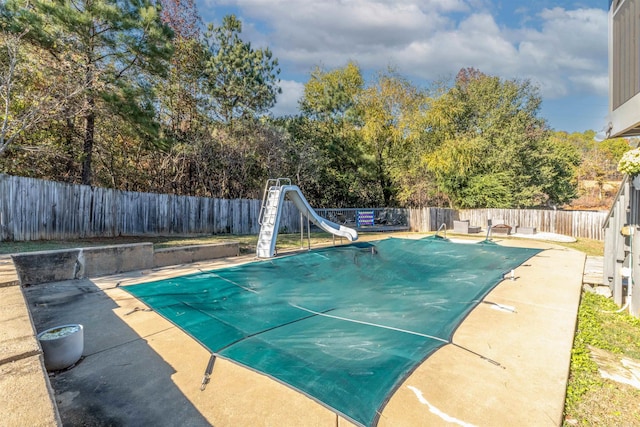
[256,183,358,258]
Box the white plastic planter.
[37,324,84,371]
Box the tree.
[424,68,578,208]
[0,30,86,157]
[356,70,428,206]
[203,15,280,125]
[3,0,174,184]
[297,62,370,206]
[300,61,363,121]
[159,0,201,40]
[156,0,208,147]
[562,131,630,206]
[599,137,633,167]
[531,133,581,207]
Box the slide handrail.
[258,178,291,225]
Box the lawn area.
[0,231,405,256]
[0,233,333,255]
[2,233,639,424]
[557,238,640,426]
[563,292,640,425]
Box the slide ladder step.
[257,185,284,258]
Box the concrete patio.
[1,235,586,426]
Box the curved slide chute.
[256,184,358,258]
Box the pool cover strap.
[200,354,216,391]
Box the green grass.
[0,232,605,256]
[563,292,640,425]
[555,238,605,257]
[0,232,376,256]
[554,237,640,425]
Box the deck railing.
[314,208,409,230]
[603,175,640,317]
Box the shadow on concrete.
[23,278,211,426]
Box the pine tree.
[2,0,173,184]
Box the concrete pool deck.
[2,236,585,426]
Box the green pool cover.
[124,237,540,426]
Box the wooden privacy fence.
[0,174,608,241]
[0,174,303,241]
[458,208,608,240]
[408,207,607,240]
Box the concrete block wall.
[11,242,239,286]
[12,244,154,286]
[153,243,239,268]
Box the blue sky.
[197,1,609,134]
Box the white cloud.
[202,0,609,129]
[570,74,609,95]
[393,13,519,78]
[512,7,608,98]
[271,79,305,116]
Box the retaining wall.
[11,242,239,286]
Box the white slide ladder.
[256,179,285,258]
[256,178,358,258]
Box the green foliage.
[292,65,585,209]
[300,61,363,122]
[565,292,605,409]
[423,68,579,208]
[0,31,64,156]
[296,63,374,206]
[357,70,429,206]
[532,133,581,206]
[2,0,174,184]
[564,130,628,184]
[155,36,209,148]
[599,137,632,164]
[281,115,370,207]
[586,293,640,358]
[457,173,514,208]
[203,15,281,124]
[2,2,288,197]
[565,291,640,416]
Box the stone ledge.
[0,286,41,365]
[80,243,154,277]
[0,283,59,427]
[0,256,19,288]
[12,249,81,286]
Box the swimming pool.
[124,237,540,426]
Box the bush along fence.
[0,174,608,242]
